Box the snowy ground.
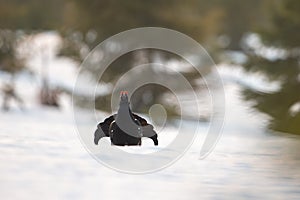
[1,32,300,199]
[1,81,300,200]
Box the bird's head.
[119,91,129,106]
[117,91,134,123]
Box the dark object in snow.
[1,82,23,111]
[94,91,158,146]
[39,79,60,108]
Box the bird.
[94,91,158,146]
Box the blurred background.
[0,0,300,199]
[1,0,299,133]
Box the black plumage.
[94,91,158,146]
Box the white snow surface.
[1,82,300,199]
[0,32,300,200]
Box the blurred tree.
[242,0,300,134]
[0,30,24,73]
[61,0,265,49]
[0,0,65,74]
[58,0,229,66]
[0,0,64,30]
[218,0,266,50]
[59,0,227,115]
[0,0,281,118]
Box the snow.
[289,101,300,116]
[243,33,289,61]
[17,31,106,97]
[218,63,281,93]
[0,32,300,199]
[1,82,300,199]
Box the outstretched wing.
[132,114,148,126]
[132,113,158,146]
[94,115,116,145]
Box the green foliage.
[0,30,24,73]
[260,0,300,47]
[243,0,300,134]
[0,0,64,30]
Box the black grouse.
[94,91,158,146]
